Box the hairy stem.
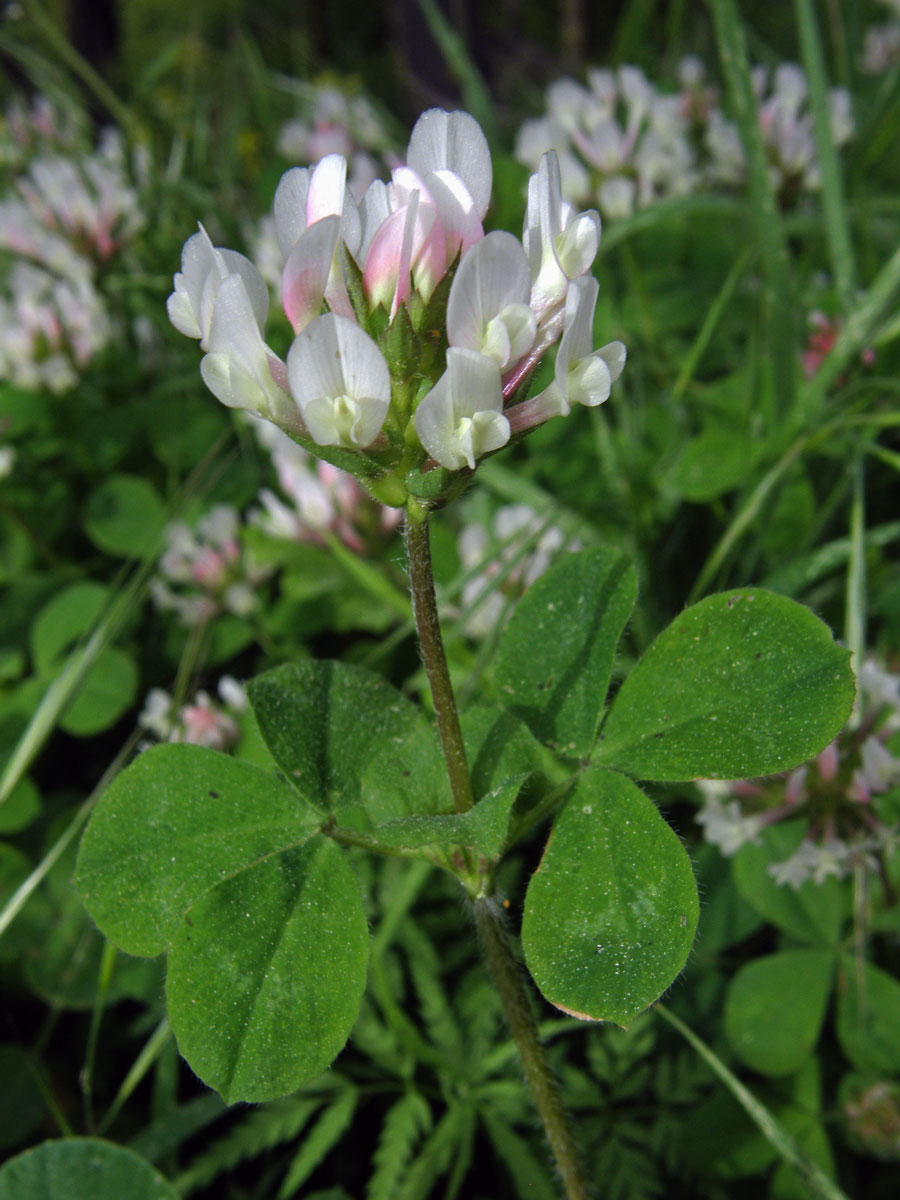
[475,897,593,1200]
[405,510,474,814]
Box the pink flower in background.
[696,658,900,888]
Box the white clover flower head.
[169,107,624,502]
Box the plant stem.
[405,510,474,814]
[474,897,593,1200]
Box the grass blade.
[657,1003,850,1200]
[794,0,857,310]
[709,0,796,421]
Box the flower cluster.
[0,93,83,169]
[801,308,876,380]
[138,676,247,752]
[696,659,900,888]
[0,94,145,392]
[169,108,625,512]
[151,505,271,626]
[862,0,900,73]
[456,503,578,638]
[706,62,853,202]
[515,59,854,218]
[250,420,402,551]
[515,65,698,220]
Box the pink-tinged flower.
[250,425,401,551]
[362,109,491,314]
[273,155,362,260]
[152,506,271,626]
[414,348,508,470]
[508,277,625,432]
[138,677,247,753]
[446,231,536,371]
[286,312,390,448]
[168,225,269,351]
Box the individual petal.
[274,167,313,258]
[363,193,443,314]
[281,215,340,333]
[286,313,390,448]
[414,347,507,470]
[425,167,483,259]
[555,208,601,279]
[358,179,392,264]
[306,154,348,224]
[555,275,598,378]
[305,154,362,255]
[199,274,289,418]
[407,109,492,220]
[447,230,535,368]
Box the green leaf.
[76,745,321,957]
[521,768,698,1025]
[0,1044,48,1152]
[594,589,854,781]
[732,821,849,946]
[59,647,138,736]
[494,547,637,757]
[30,582,110,673]
[667,426,756,501]
[83,474,166,557]
[0,776,41,834]
[836,959,900,1076]
[725,950,834,1075]
[248,661,447,823]
[369,775,526,857]
[0,1138,179,1199]
[461,704,545,796]
[166,838,368,1103]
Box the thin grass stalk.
[709,0,796,421]
[794,0,857,310]
[657,1004,851,1200]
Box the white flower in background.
[706,62,854,199]
[250,421,401,550]
[151,505,271,625]
[457,503,578,638]
[695,782,765,855]
[0,93,147,392]
[0,263,111,393]
[275,81,394,201]
[0,444,15,479]
[697,658,900,888]
[515,66,698,221]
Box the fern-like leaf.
[176,1096,321,1195]
[366,1089,432,1200]
[395,1103,469,1200]
[481,1111,558,1200]
[401,922,464,1061]
[278,1086,358,1198]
